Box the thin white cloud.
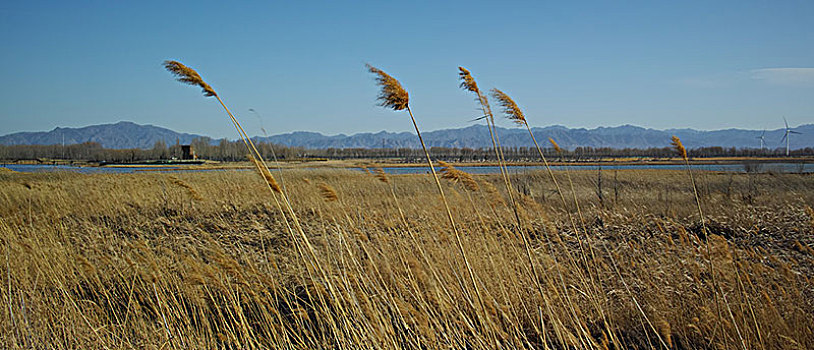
[750,68,814,86]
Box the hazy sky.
[1,0,812,139]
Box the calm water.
[3,162,812,174]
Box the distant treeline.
[1,137,812,163]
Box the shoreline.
[3,156,813,170]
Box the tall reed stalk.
[366,64,490,334]
[491,88,635,347]
[671,135,745,348]
[163,60,349,343]
[457,67,557,342]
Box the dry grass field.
[1,167,812,349]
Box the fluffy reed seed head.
[163,60,217,97]
[657,319,673,348]
[549,138,562,153]
[366,64,409,111]
[459,66,491,112]
[317,182,339,202]
[168,176,203,201]
[458,67,480,95]
[249,155,282,193]
[671,135,687,160]
[437,161,479,191]
[373,168,389,184]
[491,88,526,126]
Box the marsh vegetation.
[1,168,813,349]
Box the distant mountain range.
[1,121,812,150]
[0,122,201,149]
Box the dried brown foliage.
[1,170,813,348]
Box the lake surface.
[3,162,812,174]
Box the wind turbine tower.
[756,130,765,150]
[780,118,802,156]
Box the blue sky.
[1,0,812,139]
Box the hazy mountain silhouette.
[1,121,812,150]
[0,121,202,149]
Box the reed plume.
[168,176,203,201]
[671,136,687,160]
[458,67,481,95]
[317,183,338,202]
[165,60,345,329]
[491,88,526,126]
[549,138,562,153]
[373,168,389,184]
[673,134,729,342]
[480,180,505,207]
[249,155,282,193]
[438,161,479,192]
[366,64,409,110]
[492,86,613,344]
[367,64,489,331]
[461,70,553,339]
[163,60,217,97]
[457,68,519,218]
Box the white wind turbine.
[756,129,766,149]
[780,117,802,156]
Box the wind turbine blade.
[789,131,802,134]
[780,133,787,143]
[761,129,766,137]
[468,115,489,122]
[784,117,789,129]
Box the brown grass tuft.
[671,135,687,160]
[317,182,338,202]
[163,60,217,97]
[491,88,526,125]
[366,64,409,111]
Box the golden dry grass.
[1,168,812,349]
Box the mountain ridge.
[1,121,812,150]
